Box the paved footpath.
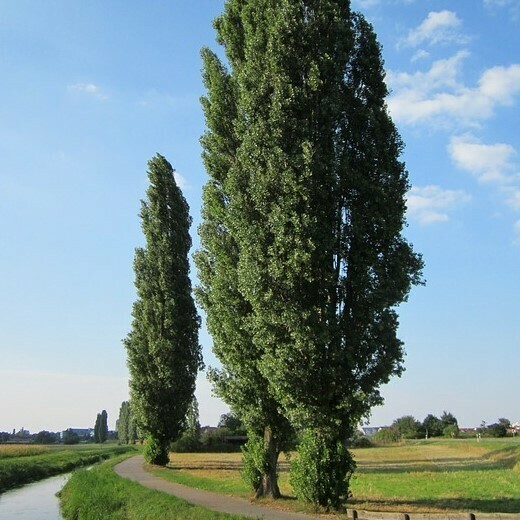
[114,456,520,520]
[115,455,321,519]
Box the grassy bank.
[59,455,254,520]
[0,443,136,493]
[151,439,520,514]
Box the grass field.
[0,443,136,492]
[149,439,520,514]
[0,445,49,459]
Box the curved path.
[114,456,516,520]
[114,455,321,519]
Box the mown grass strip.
[0,445,135,493]
[59,455,255,520]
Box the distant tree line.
[372,413,517,442]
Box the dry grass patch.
[0,444,48,459]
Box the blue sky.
[1,0,518,433]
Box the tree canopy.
[196,0,423,506]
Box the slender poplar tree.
[117,401,131,444]
[197,0,423,505]
[124,154,202,465]
[94,413,101,443]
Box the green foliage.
[94,410,108,443]
[33,430,59,444]
[218,413,246,435]
[488,423,508,438]
[143,435,169,466]
[291,430,355,510]
[197,0,423,503]
[423,414,443,438]
[124,154,202,459]
[443,424,460,438]
[440,411,458,430]
[116,401,137,445]
[373,427,400,444]
[62,429,80,445]
[392,415,423,439]
[170,397,202,452]
[240,433,267,492]
[350,435,375,449]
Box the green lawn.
[349,439,520,513]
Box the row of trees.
[373,414,517,442]
[94,410,108,443]
[375,412,460,442]
[123,0,423,510]
[479,418,514,438]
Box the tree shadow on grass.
[356,459,502,474]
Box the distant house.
[361,426,382,437]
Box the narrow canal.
[0,473,71,519]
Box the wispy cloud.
[173,171,190,190]
[449,135,519,184]
[352,0,415,7]
[514,220,520,244]
[449,135,520,240]
[388,56,520,127]
[402,10,468,48]
[68,83,108,101]
[411,49,430,62]
[505,188,520,210]
[483,0,520,19]
[406,185,471,225]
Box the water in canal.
[0,473,70,519]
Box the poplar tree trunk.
[255,425,281,499]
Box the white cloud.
[514,220,520,245]
[352,0,415,7]
[484,0,520,19]
[504,188,520,210]
[449,136,520,239]
[173,171,190,190]
[406,185,471,224]
[68,83,108,101]
[411,49,430,62]
[388,57,520,127]
[403,11,467,48]
[449,135,519,184]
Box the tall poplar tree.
[117,401,134,444]
[125,154,202,465]
[197,1,423,505]
[94,410,108,443]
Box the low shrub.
[143,435,169,465]
[291,429,355,510]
